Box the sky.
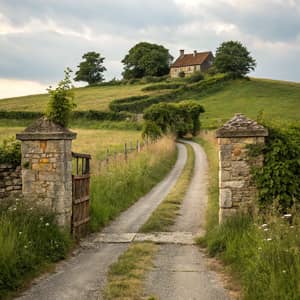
[0,0,300,98]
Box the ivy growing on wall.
[249,123,300,210]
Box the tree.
[74,51,106,85]
[46,68,76,127]
[214,41,256,78]
[122,42,173,79]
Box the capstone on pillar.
[216,114,268,223]
[16,117,76,229]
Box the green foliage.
[0,137,21,166]
[110,74,229,113]
[202,214,300,300]
[122,42,173,79]
[0,202,72,298]
[214,41,256,78]
[46,68,76,127]
[139,75,169,84]
[74,51,106,85]
[141,82,185,92]
[142,121,162,141]
[250,124,300,210]
[143,101,204,137]
[187,71,204,83]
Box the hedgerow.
[109,73,230,113]
[141,82,185,91]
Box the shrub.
[187,71,204,83]
[0,137,21,166]
[142,121,162,140]
[143,101,205,138]
[46,68,76,127]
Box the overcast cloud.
[0,0,299,98]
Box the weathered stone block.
[220,189,232,208]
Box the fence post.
[16,117,76,229]
[216,114,268,223]
[124,143,128,161]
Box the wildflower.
[261,224,268,228]
[24,245,28,249]
[282,270,286,273]
[40,217,44,221]
[266,238,272,241]
[258,247,262,251]
[45,223,50,226]
[19,231,22,235]
[263,228,269,232]
[290,226,295,229]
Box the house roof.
[171,51,212,68]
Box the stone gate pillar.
[17,117,76,229]
[216,114,268,223]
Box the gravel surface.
[17,144,187,300]
[145,140,230,300]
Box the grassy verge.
[196,131,300,299]
[194,131,219,230]
[0,202,72,299]
[139,143,194,233]
[103,242,157,300]
[90,136,177,231]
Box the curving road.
[17,143,187,300]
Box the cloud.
[0,0,299,98]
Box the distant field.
[0,127,141,161]
[191,78,300,128]
[0,84,154,112]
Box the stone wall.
[216,114,268,223]
[0,163,22,200]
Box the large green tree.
[74,51,106,85]
[122,42,173,79]
[214,41,256,78]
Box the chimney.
[180,49,184,56]
[193,50,197,56]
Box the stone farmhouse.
[170,50,214,78]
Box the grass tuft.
[139,143,194,233]
[103,242,157,300]
[90,137,177,231]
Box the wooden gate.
[72,152,91,239]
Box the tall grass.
[90,136,177,231]
[197,131,300,299]
[0,201,72,299]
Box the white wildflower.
[45,223,50,226]
[266,238,272,241]
[24,245,28,249]
[261,224,268,228]
[283,214,292,218]
[263,228,269,232]
[282,270,286,273]
[19,231,22,235]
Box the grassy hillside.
[0,77,299,129]
[0,84,154,112]
[190,78,300,128]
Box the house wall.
[170,65,201,78]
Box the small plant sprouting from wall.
[46,68,77,127]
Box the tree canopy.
[74,51,106,85]
[122,42,173,79]
[214,41,256,78]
